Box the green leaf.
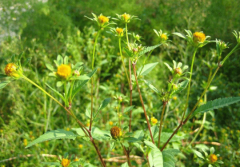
[172,32,186,39]
[26,129,78,148]
[46,64,54,71]
[145,140,163,167]
[193,149,204,159]
[121,162,129,167]
[72,67,98,98]
[144,80,160,94]
[137,62,159,76]
[194,97,240,116]
[124,137,141,143]
[123,48,133,58]
[98,98,111,111]
[164,62,173,72]
[134,130,144,140]
[91,127,111,141]
[94,98,111,119]
[172,80,189,95]
[138,44,161,56]
[85,109,91,119]
[45,83,65,102]
[0,80,11,89]
[71,128,85,137]
[163,149,180,167]
[64,56,69,64]
[57,55,63,65]
[123,106,135,113]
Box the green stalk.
[132,63,155,143]
[119,37,130,85]
[125,23,130,49]
[158,102,167,148]
[22,75,107,167]
[181,48,198,121]
[90,30,101,131]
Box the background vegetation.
[0,0,240,166]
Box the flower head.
[109,121,113,126]
[98,14,109,24]
[110,126,122,139]
[151,117,158,125]
[61,158,70,167]
[160,34,168,41]
[209,154,218,163]
[174,67,182,75]
[122,13,131,22]
[173,96,177,100]
[23,139,28,146]
[78,144,83,149]
[4,63,22,78]
[116,28,124,36]
[57,64,71,79]
[193,32,206,43]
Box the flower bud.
[61,158,71,167]
[98,15,109,24]
[4,63,22,78]
[174,67,182,75]
[151,117,158,125]
[110,126,122,139]
[209,154,218,163]
[57,64,71,79]
[193,32,206,43]
[160,34,168,41]
[122,13,131,22]
[116,28,124,36]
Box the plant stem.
[90,30,101,131]
[181,48,198,122]
[22,75,107,167]
[120,142,132,167]
[158,102,167,148]
[132,63,155,143]
[119,37,130,85]
[129,60,133,132]
[125,23,130,49]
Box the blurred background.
[0,0,240,166]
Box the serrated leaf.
[45,83,65,101]
[194,97,240,116]
[163,149,180,167]
[144,80,160,94]
[145,140,163,167]
[26,129,78,148]
[123,48,133,58]
[0,80,11,89]
[124,106,135,113]
[138,44,161,56]
[72,68,97,98]
[85,109,91,119]
[173,32,186,39]
[137,62,159,76]
[71,128,86,137]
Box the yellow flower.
[23,139,28,146]
[4,63,21,78]
[193,32,206,43]
[98,15,109,24]
[161,34,168,40]
[151,117,158,125]
[61,158,70,167]
[209,154,218,163]
[57,64,71,79]
[109,121,113,126]
[199,99,203,103]
[173,96,177,100]
[122,13,130,22]
[116,28,124,36]
[66,128,70,131]
[110,126,122,139]
[78,144,83,149]
[174,67,182,75]
[172,84,178,90]
[74,158,79,162]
